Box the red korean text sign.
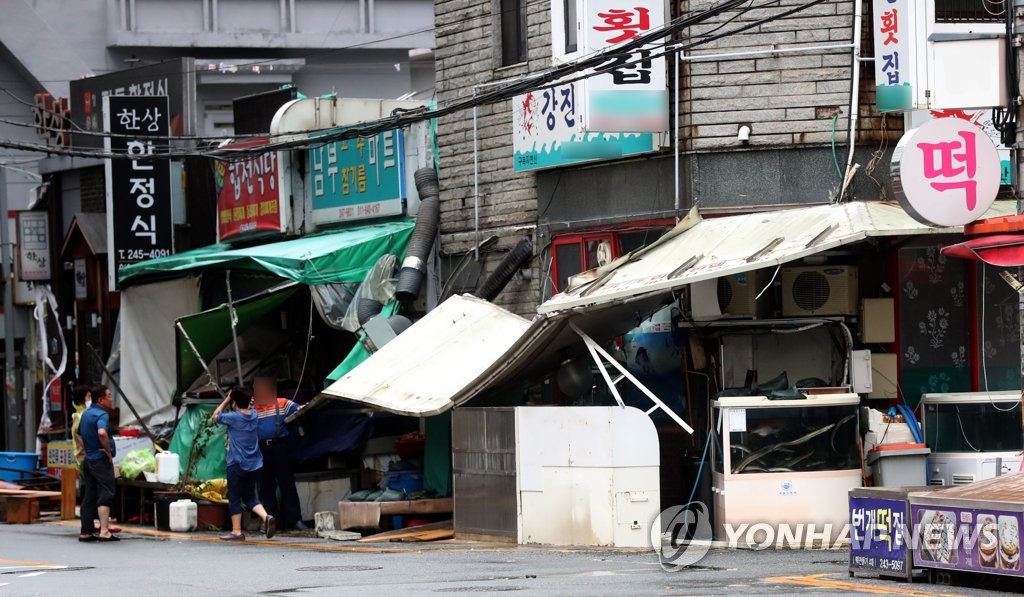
[893,118,1001,227]
[214,137,284,241]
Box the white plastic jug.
[156,451,180,484]
[169,499,197,532]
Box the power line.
[0,0,837,161]
[3,0,769,152]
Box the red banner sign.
[214,137,283,241]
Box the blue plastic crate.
[0,452,39,483]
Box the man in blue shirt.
[213,386,276,541]
[77,385,118,542]
[253,377,304,531]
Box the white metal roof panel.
[539,200,1016,315]
[321,294,534,416]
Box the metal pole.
[0,168,19,451]
[175,322,227,400]
[1016,1,1024,456]
[674,49,680,222]
[225,270,244,386]
[23,305,35,452]
[86,343,157,445]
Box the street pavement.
[0,522,1021,596]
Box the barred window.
[935,0,1006,23]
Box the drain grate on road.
[434,587,523,593]
[679,565,727,572]
[294,565,383,572]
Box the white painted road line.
[18,571,47,578]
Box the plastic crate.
[0,452,40,483]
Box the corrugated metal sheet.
[452,408,517,538]
[539,200,1017,314]
[320,294,534,416]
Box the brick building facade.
[433,0,901,316]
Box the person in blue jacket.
[212,386,276,541]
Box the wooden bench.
[338,497,453,531]
[0,489,62,524]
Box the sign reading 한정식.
[104,95,175,290]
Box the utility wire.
[2,0,774,153]
[0,0,835,161]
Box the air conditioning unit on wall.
[717,272,770,318]
[782,266,859,317]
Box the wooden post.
[60,468,78,520]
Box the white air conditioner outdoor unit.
[717,272,769,318]
[781,266,859,317]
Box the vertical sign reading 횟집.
[104,95,175,290]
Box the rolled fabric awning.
[940,234,1024,267]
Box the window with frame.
[550,224,669,293]
[935,0,1005,23]
[562,0,578,54]
[500,0,528,66]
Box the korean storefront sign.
[849,494,912,579]
[15,211,51,281]
[307,130,405,225]
[910,503,1023,577]
[909,109,1013,185]
[512,80,657,171]
[582,0,668,132]
[104,95,175,290]
[71,58,196,149]
[892,117,1001,227]
[33,94,70,148]
[872,0,914,112]
[214,137,285,241]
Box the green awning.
[176,283,299,394]
[119,219,415,287]
[324,301,400,386]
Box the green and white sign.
[308,129,405,224]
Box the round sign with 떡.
[891,117,1001,227]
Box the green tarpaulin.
[119,218,414,286]
[324,301,400,386]
[169,403,227,482]
[176,283,299,395]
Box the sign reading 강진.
[104,95,175,289]
[512,80,657,171]
[307,130,405,225]
[583,0,668,132]
[892,117,1001,227]
[214,136,284,241]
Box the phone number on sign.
[853,556,905,572]
[119,249,173,260]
